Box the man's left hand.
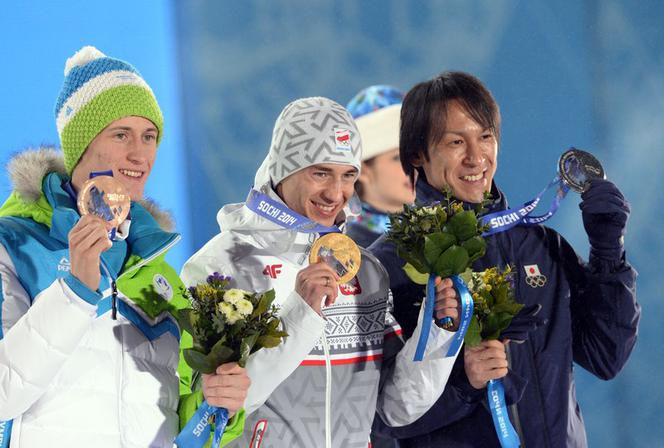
[580,178,631,261]
[434,277,461,331]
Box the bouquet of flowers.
[175,272,287,448]
[387,190,522,348]
[387,190,489,286]
[459,266,523,346]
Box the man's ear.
[358,162,372,184]
[411,150,426,168]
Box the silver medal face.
[558,148,606,193]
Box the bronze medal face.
[77,176,131,227]
[558,148,606,193]
[309,233,361,284]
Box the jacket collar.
[44,172,178,274]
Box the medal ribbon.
[481,175,570,236]
[174,401,229,448]
[246,189,340,234]
[488,379,520,448]
[413,274,473,361]
[0,420,12,448]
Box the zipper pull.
[111,280,118,320]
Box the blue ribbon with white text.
[481,175,570,235]
[0,420,12,448]
[414,274,473,361]
[174,400,229,448]
[488,379,520,448]
[246,189,340,234]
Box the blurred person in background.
[346,85,415,248]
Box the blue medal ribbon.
[174,401,229,448]
[246,189,340,234]
[0,420,12,448]
[488,379,520,448]
[481,175,570,235]
[413,274,473,361]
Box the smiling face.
[277,164,359,227]
[415,100,498,203]
[71,116,158,200]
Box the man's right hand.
[295,263,340,315]
[68,215,112,291]
[464,339,509,389]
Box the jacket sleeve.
[0,244,100,420]
[561,233,640,380]
[375,289,460,427]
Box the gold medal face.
[77,176,131,227]
[309,233,361,284]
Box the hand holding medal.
[297,233,362,313]
[77,172,131,236]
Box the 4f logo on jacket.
[524,264,547,288]
[263,264,282,279]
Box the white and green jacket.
[0,148,241,447]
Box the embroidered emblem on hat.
[334,128,352,151]
[153,274,173,300]
[524,264,547,288]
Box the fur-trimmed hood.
[5,147,175,231]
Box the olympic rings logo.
[526,274,547,288]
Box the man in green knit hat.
[0,46,247,447]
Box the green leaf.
[448,210,479,241]
[252,289,276,318]
[183,348,217,374]
[177,309,198,338]
[436,208,448,225]
[257,334,285,349]
[239,333,260,367]
[483,312,514,340]
[433,245,470,277]
[424,233,457,266]
[397,248,427,273]
[461,236,486,262]
[403,262,429,285]
[464,316,482,347]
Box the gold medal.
[77,176,131,227]
[309,233,361,284]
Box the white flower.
[225,310,243,325]
[218,301,234,317]
[223,288,246,305]
[234,298,254,317]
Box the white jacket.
[181,186,460,448]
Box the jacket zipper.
[99,235,181,320]
[322,331,332,448]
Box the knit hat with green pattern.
[54,46,163,174]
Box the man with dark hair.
[370,71,640,447]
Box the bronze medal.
[309,233,361,284]
[558,148,606,193]
[77,175,131,227]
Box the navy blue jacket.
[370,179,640,448]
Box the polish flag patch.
[335,128,352,151]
